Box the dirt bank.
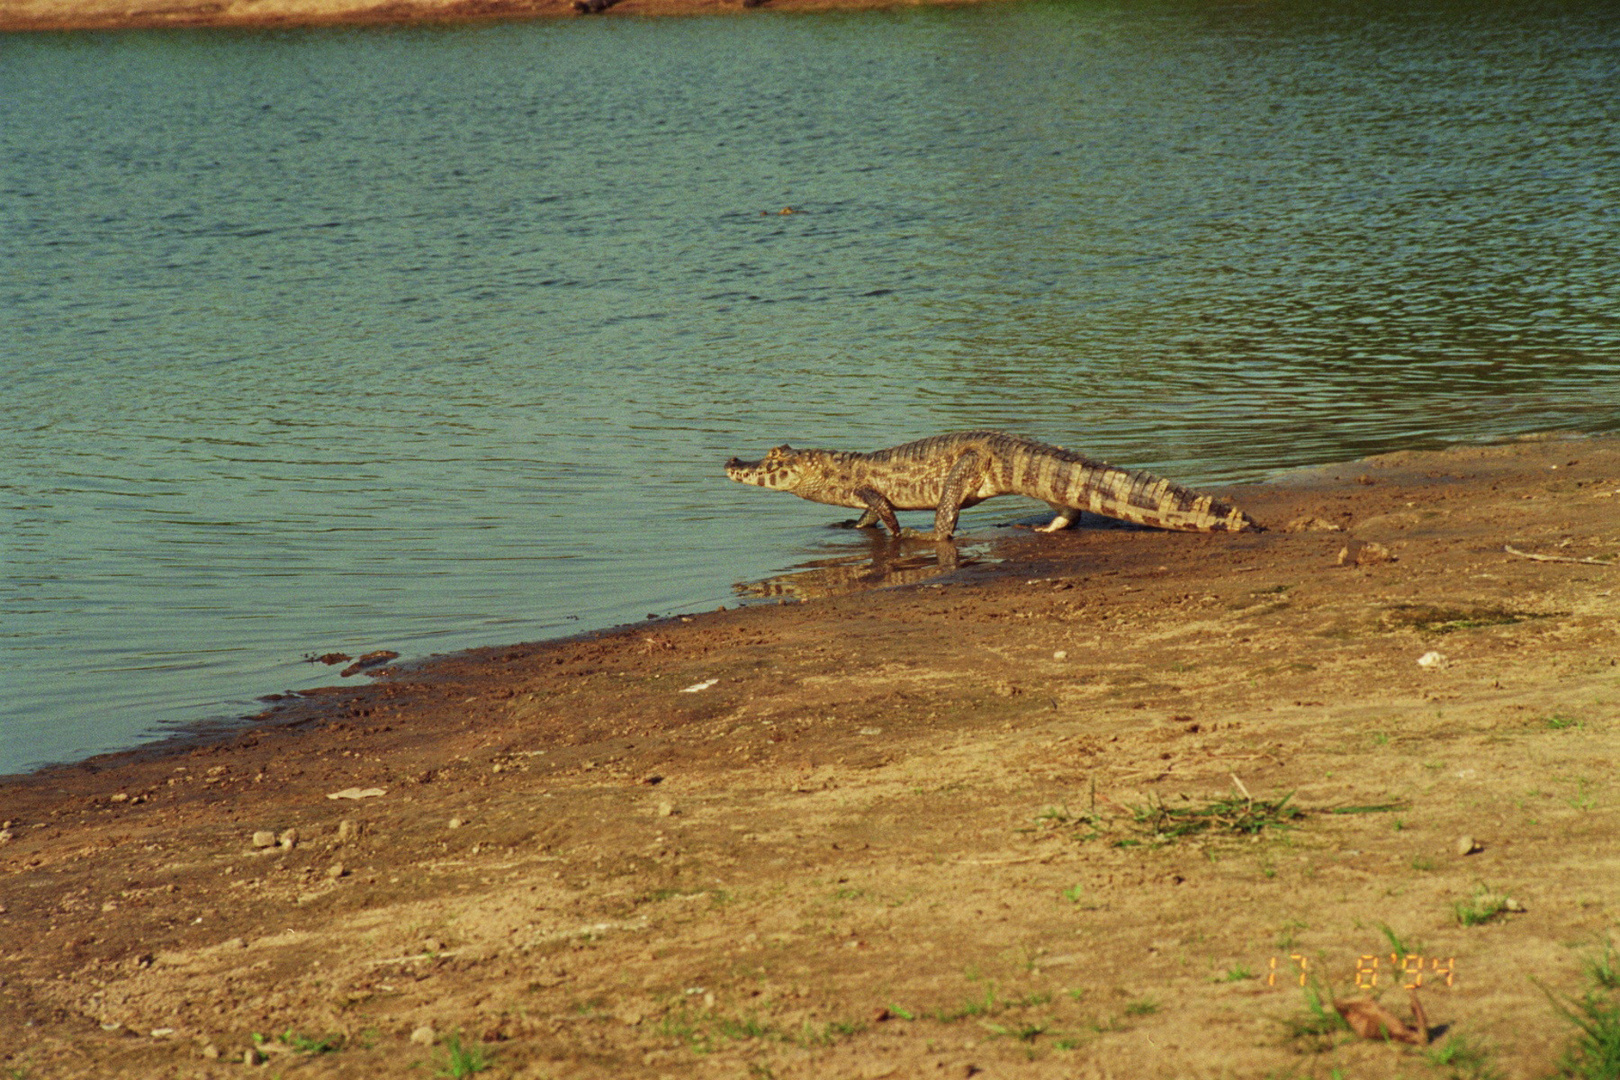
[3,435,1618,1079]
[0,0,1003,35]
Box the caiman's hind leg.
[922,450,982,541]
[853,486,902,537]
[1036,504,1081,533]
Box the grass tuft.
[1425,1032,1502,1080]
[1279,982,1349,1052]
[432,1033,493,1077]
[1453,885,1513,927]
[1129,791,1302,843]
[1542,938,1620,1080]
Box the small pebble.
[326,862,345,880]
[1418,651,1445,669]
[251,831,276,849]
[243,1049,259,1066]
[657,801,675,817]
[336,819,358,844]
[201,1044,220,1060]
[447,817,463,830]
[277,828,299,849]
[1455,835,1481,856]
[410,1025,436,1046]
[1053,650,1068,661]
[109,792,129,803]
[1504,897,1527,912]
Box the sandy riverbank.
[0,0,1001,34]
[3,435,1619,1079]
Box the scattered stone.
[0,830,12,845]
[1455,835,1481,856]
[243,1048,259,1066]
[277,828,299,849]
[150,1027,175,1038]
[657,801,676,817]
[410,1025,436,1045]
[447,817,463,830]
[680,678,719,693]
[251,831,276,849]
[1285,516,1343,532]
[336,819,358,844]
[1418,651,1446,669]
[109,792,129,803]
[326,862,346,880]
[201,1044,220,1060]
[1337,541,1396,566]
[1504,897,1527,913]
[1052,650,1068,660]
[326,787,387,800]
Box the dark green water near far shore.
[3,0,1618,773]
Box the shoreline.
[4,435,1619,1078]
[0,0,1005,34]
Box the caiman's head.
[725,444,813,492]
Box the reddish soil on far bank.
[3,436,1619,1079]
[0,0,1004,34]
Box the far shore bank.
[1,0,1007,34]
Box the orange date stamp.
[1267,953,1456,989]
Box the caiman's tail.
[1005,439,1261,533]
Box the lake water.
[3,0,1619,775]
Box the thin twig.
[1504,544,1615,566]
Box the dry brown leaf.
[1332,992,1428,1045]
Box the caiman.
[725,430,1261,540]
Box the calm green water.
[3,1,1619,774]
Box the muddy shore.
[0,0,1001,34]
[3,436,1619,1079]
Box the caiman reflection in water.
[734,535,985,602]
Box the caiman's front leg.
[853,486,902,537]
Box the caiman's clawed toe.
[724,430,1261,541]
